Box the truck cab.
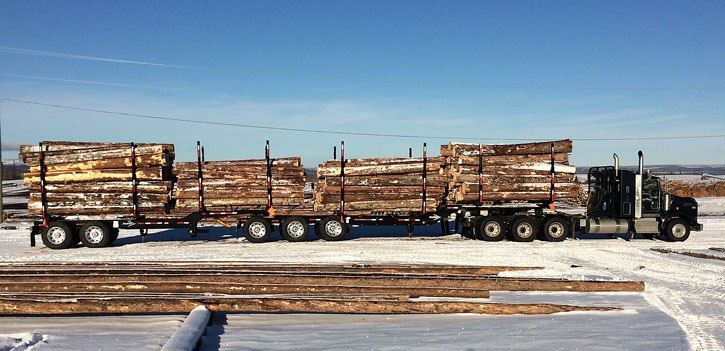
[584,152,702,241]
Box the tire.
[663,219,690,242]
[476,217,506,241]
[41,221,77,249]
[280,216,309,242]
[318,216,347,241]
[509,216,537,242]
[79,221,113,248]
[541,217,569,242]
[110,229,120,244]
[244,217,272,243]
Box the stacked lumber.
[314,157,447,214]
[441,140,579,203]
[19,141,174,218]
[174,158,306,213]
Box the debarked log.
[24,167,167,184]
[318,162,445,177]
[31,181,173,194]
[21,144,173,166]
[0,297,619,315]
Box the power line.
[3,98,725,142]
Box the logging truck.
[27,141,701,249]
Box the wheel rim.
[484,222,501,237]
[248,222,268,239]
[325,221,343,237]
[84,226,105,244]
[671,223,687,238]
[547,222,565,238]
[47,227,67,245]
[516,222,534,238]
[287,221,305,238]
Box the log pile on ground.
[441,140,580,204]
[174,158,306,213]
[19,141,174,218]
[314,157,447,215]
[663,180,725,197]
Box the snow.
[0,217,723,350]
[201,293,685,351]
[0,315,182,350]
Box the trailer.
[28,141,701,249]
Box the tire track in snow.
[559,246,724,351]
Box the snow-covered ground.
[0,216,723,350]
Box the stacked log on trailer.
[19,141,174,218]
[441,139,580,203]
[174,158,306,214]
[314,157,448,215]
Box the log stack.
[441,140,579,203]
[314,157,447,215]
[19,141,175,218]
[174,158,306,213]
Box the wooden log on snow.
[0,297,620,315]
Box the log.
[314,199,438,212]
[441,139,572,157]
[20,142,173,155]
[451,163,576,175]
[28,155,167,172]
[453,191,580,202]
[321,174,448,187]
[177,198,303,207]
[24,167,166,184]
[173,158,302,171]
[30,192,169,203]
[318,162,445,177]
[459,183,581,194]
[319,157,446,168]
[21,144,172,166]
[451,153,569,167]
[176,188,304,199]
[31,181,172,194]
[452,174,576,184]
[316,185,446,195]
[0,297,618,315]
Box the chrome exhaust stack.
[613,153,620,174]
[638,151,644,175]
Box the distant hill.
[575,164,725,175]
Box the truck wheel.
[280,217,309,242]
[476,217,506,241]
[663,219,690,242]
[542,217,569,242]
[110,229,120,244]
[79,221,113,248]
[244,217,272,243]
[41,221,76,250]
[509,216,537,242]
[318,216,347,241]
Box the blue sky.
[1,0,724,166]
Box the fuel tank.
[585,218,630,234]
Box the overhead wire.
[3,98,725,142]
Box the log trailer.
[29,142,701,249]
